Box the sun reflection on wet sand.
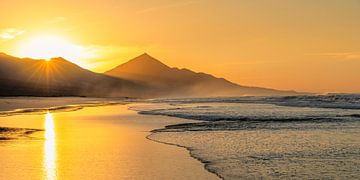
[44,112,56,180]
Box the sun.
[15,34,93,66]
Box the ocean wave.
[149,127,360,179]
[150,94,360,109]
[142,96,360,179]
[138,101,360,133]
[152,119,359,132]
[140,103,360,123]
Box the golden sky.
[1,0,360,93]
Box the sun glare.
[16,35,93,66]
[44,112,56,180]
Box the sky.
[1,0,360,93]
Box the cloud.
[0,28,25,40]
[307,52,360,60]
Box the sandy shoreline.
[0,97,128,112]
[0,99,218,179]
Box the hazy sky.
[1,0,359,93]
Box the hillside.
[0,52,299,98]
[105,53,298,97]
[0,53,143,97]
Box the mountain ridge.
[0,53,144,97]
[106,53,299,97]
[0,52,300,97]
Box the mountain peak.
[50,57,66,60]
[140,52,150,56]
[131,53,166,65]
[106,53,171,76]
[126,53,170,69]
[50,57,69,62]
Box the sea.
[136,94,360,179]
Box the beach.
[0,97,130,112]
[0,100,219,179]
[1,96,359,179]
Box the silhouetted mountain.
[0,53,143,97]
[105,53,299,97]
[0,52,299,98]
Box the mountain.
[0,52,299,98]
[0,53,143,97]
[105,53,298,97]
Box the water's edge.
[0,102,124,140]
[146,132,224,180]
[0,101,220,179]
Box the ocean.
[136,94,360,179]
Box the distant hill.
[105,53,299,97]
[0,53,143,97]
[0,52,299,97]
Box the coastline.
[0,98,219,179]
[0,97,129,112]
[140,102,360,179]
[1,97,358,179]
[146,132,224,179]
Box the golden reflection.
[44,112,57,180]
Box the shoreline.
[0,97,129,112]
[0,99,219,179]
[146,132,224,179]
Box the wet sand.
[0,97,124,112]
[0,104,218,179]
